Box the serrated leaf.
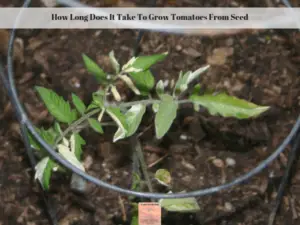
[36,86,77,124]
[156,80,164,97]
[72,93,86,115]
[58,144,85,171]
[109,50,120,74]
[106,107,128,142]
[82,54,106,83]
[29,126,58,151]
[118,75,140,95]
[86,101,100,111]
[35,157,55,190]
[93,90,105,105]
[155,94,178,139]
[70,133,86,160]
[155,169,171,187]
[87,91,106,111]
[88,118,103,134]
[190,92,270,119]
[125,104,146,137]
[122,52,168,72]
[128,70,155,96]
[159,198,200,213]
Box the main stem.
[53,108,101,148]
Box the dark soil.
[1,1,300,225]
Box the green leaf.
[128,70,155,96]
[186,65,210,84]
[35,157,55,190]
[174,65,210,95]
[92,91,105,108]
[152,102,159,113]
[106,107,128,142]
[85,91,105,112]
[39,127,58,146]
[190,92,270,119]
[72,93,86,115]
[28,131,41,151]
[159,197,200,213]
[155,169,171,187]
[192,84,202,95]
[86,102,100,111]
[70,133,86,160]
[35,86,77,124]
[58,144,85,171]
[88,118,103,134]
[125,104,146,137]
[130,216,138,225]
[54,122,62,135]
[82,54,106,83]
[155,94,178,139]
[174,71,190,94]
[131,172,141,192]
[156,80,164,97]
[109,50,120,74]
[29,126,58,151]
[122,52,168,73]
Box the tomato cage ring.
[1,0,300,224]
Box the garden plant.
[28,50,270,221]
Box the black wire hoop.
[2,0,300,204]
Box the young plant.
[28,50,269,196]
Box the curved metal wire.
[2,0,300,204]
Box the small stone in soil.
[70,173,87,194]
[182,47,201,58]
[212,158,225,168]
[225,157,236,167]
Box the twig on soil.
[147,153,169,168]
[289,195,298,220]
[118,195,127,221]
[137,123,153,138]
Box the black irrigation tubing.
[268,1,300,224]
[0,63,58,225]
[0,0,299,223]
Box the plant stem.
[54,108,101,148]
[54,98,193,149]
[131,136,153,194]
[106,99,193,108]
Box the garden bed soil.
[1,0,300,225]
